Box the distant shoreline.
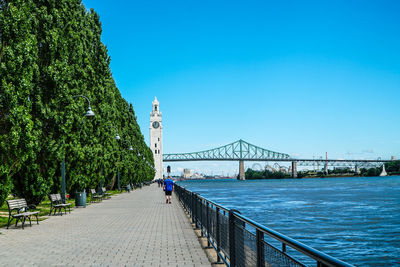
[178,174,400,181]
[244,174,400,180]
[300,174,399,179]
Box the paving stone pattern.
[0,184,211,267]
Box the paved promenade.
[0,184,211,267]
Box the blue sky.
[82,0,400,175]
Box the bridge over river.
[163,140,392,179]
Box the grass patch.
[0,189,128,229]
[0,196,76,229]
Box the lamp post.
[61,95,95,204]
[117,138,135,191]
[146,160,155,180]
[124,140,134,151]
[113,126,121,141]
[109,125,121,190]
[99,125,120,194]
[136,151,155,183]
[122,139,134,190]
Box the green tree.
[366,168,378,177]
[0,0,154,206]
[0,0,40,205]
[245,168,290,179]
[386,161,400,174]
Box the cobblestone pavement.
[0,184,211,267]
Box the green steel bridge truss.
[163,139,290,162]
[163,139,391,166]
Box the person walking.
[163,176,174,204]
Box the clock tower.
[150,97,163,180]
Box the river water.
[179,176,400,266]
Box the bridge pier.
[239,160,245,180]
[291,161,297,178]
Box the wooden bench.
[49,194,71,215]
[6,199,39,229]
[101,187,111,199]
[90,189,102,203]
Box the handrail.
[195,193,230,213]
[232,212,353,267]
[175,184,354,267]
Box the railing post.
[317,262,329,267]
[229,210,236,267]
[229,210,245,267]
[184,188,188,210]
[183,187,186,209]
[194,193,199,229]
[257,229,265,267]
[186,189,189,211]
[237,217,245,267]
[191,192,196,225]
[193,193,196,225]
[216,207,221,263]
[183,188,186,208]
[200,198,204,237]
[206,202,211,247]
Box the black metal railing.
[175,184,354,267]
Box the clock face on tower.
[152,121,160,129]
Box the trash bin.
[75,191,86,208]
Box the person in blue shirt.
[163,176,174,204]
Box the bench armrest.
[18,207,26,213]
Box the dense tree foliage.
[360,161,400,176]
[384,160,400,174]
[245,168,290,179]
[0,0,154,206]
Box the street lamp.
[123,140,134,151]
[72,95,95,117]
[111,125,121,190]
[118,138,137,190]
[99,125,121,193]
[61,95,95,204]
[110,125,120,140]
[109,128,134,191]
[122,139,134,190]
